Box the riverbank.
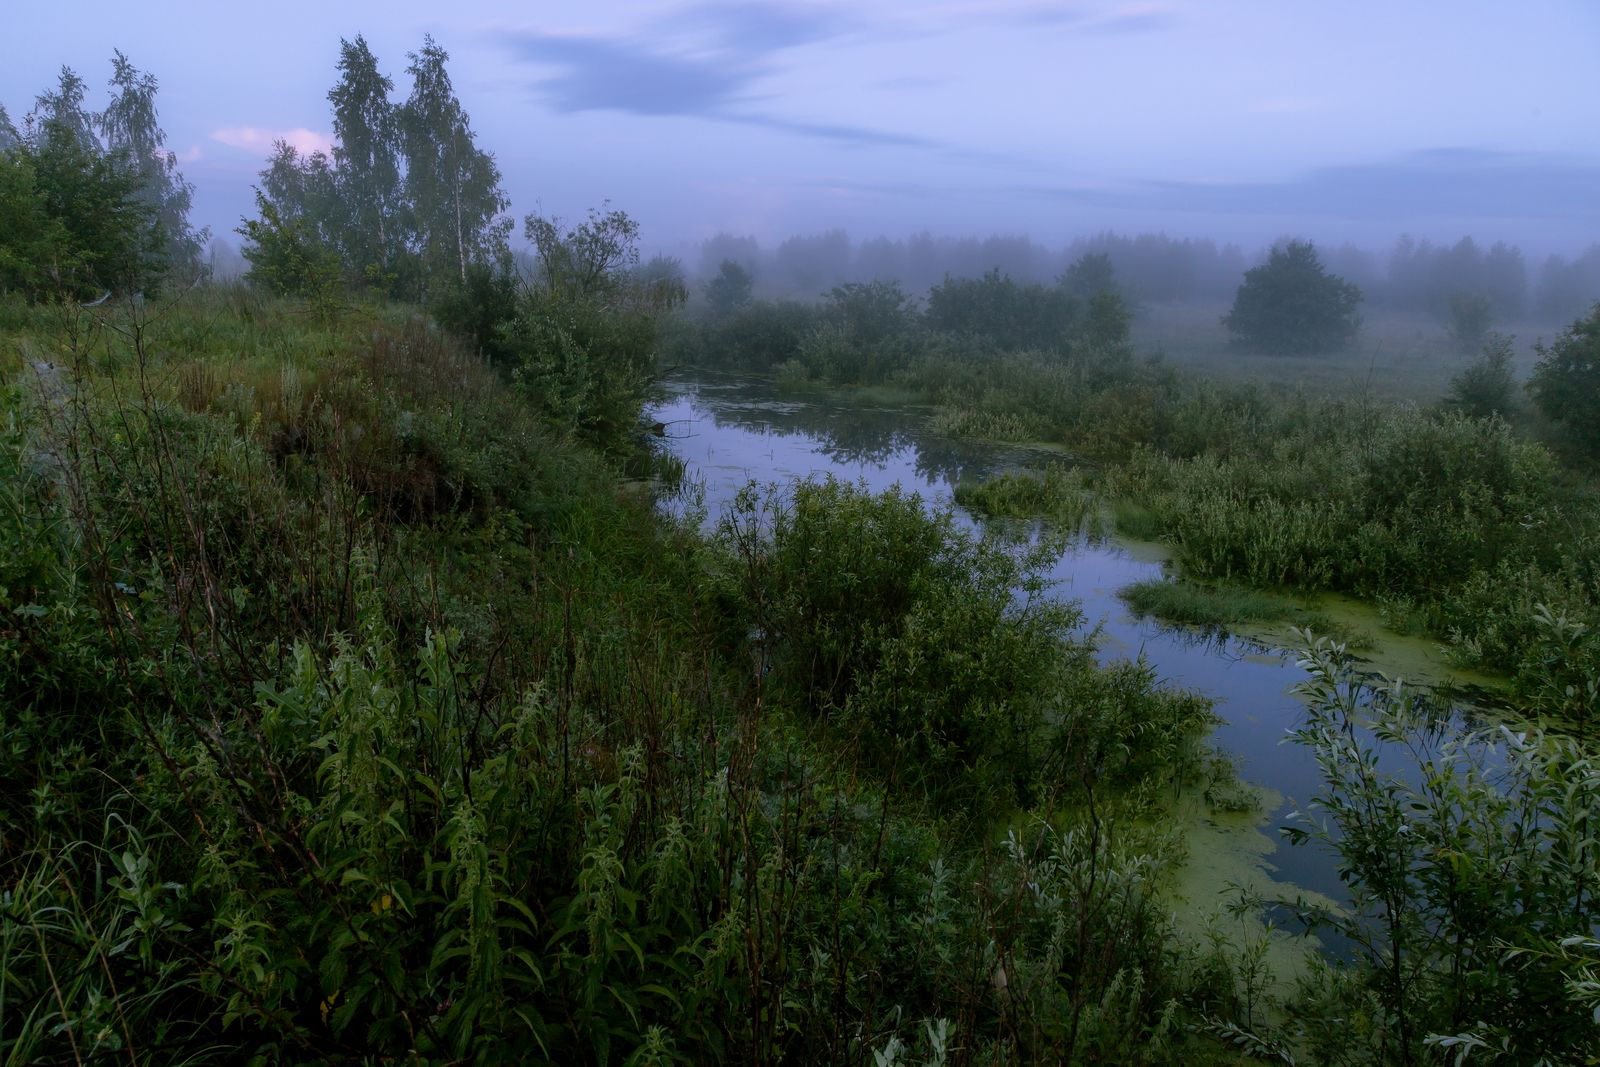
[3,293,1272,1064]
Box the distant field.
[1131,300,1566,403]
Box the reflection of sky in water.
[653,373,1494,906]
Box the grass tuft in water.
[954,464,1103,536]
[1121,577,1372,648]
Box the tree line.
[691,227,1600,324]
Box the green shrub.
[1223,240,1362,354]
[955,464,1102,534]
[1527,302,1600,459]
[1243,637,1600,1065]
[1442,332,1517,419]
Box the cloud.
[1013,149,1600,226]
[675,2,844,52]
[503,0,1176,151]
[504,3,927,148]
[177,145,204,164]
[724,114,935,148]
[510,35,745,116]
[920,1,1176,33]
[210,126,334,157]
[1086,4,1178,34]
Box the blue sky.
[3,1,1596,259]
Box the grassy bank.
[1,288,1263,1064]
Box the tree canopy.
[0,58,195,300]
[242,35,510,302]
[1223,240,1362,354]
[1527,303,1600,459]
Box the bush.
[430,259,520,363]
[1251,638,1600,1065]
[1,130,165,300]
[702,257,753,315]
[1223,240,1362,354]
[0,293,1244,1063]
[1443,332,1517,419]
[238,191,342,309]
[1527,302,1600,459]
[714,479,1077,806]
[926,268,1080,352]
[1445,292,1494,353]
[508,206,682,450]
[687,298,821,371]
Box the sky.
[3,1,1597,262]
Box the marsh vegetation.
[3,35,1600,1067]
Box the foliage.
[0,66,175,300]
[239,35,510,304]
[237,190,344,308]
[1247,637,1600,1065]
[679,298,821,372]
[1060,251,1118,300]
[925,268,1081,352]
[825,279,918,346]
[1442,332,1517,420]
[400,36,512,294]
[703,257,754,316]
[525,204,639,298]
[953,465,1103,534]
[1097,405,1594,688]
[0,291,1248,1063]
[690,275,1600,707]
[1444,292,1493,354]
[328,35,404,282]
[429,257,520,362]
[1118,579,1366,647]
[0,148,74,295]
[99,50,206,280]
[787,280,927,385]
[1527,302,1600,459]
[1084,289,1134,349]
[713,478,1217,819]
[1223,240,1362,354]
[509,206,681,449]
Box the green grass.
[954,464,1104,535]
[1110,498,1165,542]
[1120,577,1372,648]
[1132,301,1563,404]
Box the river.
[651,370,1500,963]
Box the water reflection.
[658,371,1069,491]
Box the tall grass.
[0,289,1255,1063]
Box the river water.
[651,371,1497,930]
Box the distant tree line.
[0,56,205,300]
[682,251,1131,389]
[697,229,1250,305]
[690,228,1600,325]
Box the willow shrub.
[1235,636,1600,1065]
[711,477,1217,823]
